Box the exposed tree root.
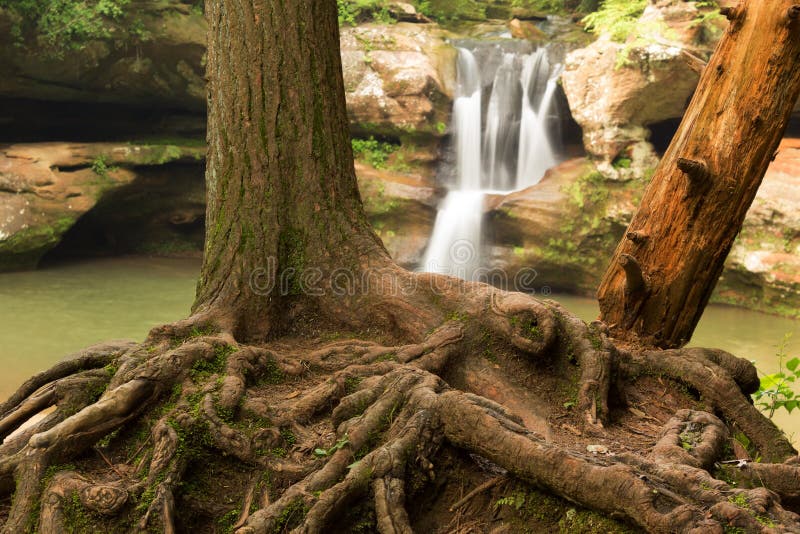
[0,282,798,533]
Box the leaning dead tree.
[0,1,798,533]
[598,1,800,349]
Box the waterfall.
[421,49,485,277]
[421,44,563,280]
[483,53,520,191]
[516,50,560,189]
[453,49,483,191]
[421,190,485,277]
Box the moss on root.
[496,484,640,533]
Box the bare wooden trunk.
[195,0,387,339]
[597,1,800,348]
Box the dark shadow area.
[555,86,585,158]
[41,163,206,264]
[0,98,205,143]
[784,113,800,138]
[648,117,682,156]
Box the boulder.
[388,2,432,23]
[341,23,456,141]
[356,162,441,267]
[509,19,547,43]
[0,3,207,111]
[486,158,636,295]
[560,1,718,166]
[716,138,800,317]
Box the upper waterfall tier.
[449,43,564,193]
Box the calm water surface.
[0,257,200,399]
[0,259,796,444]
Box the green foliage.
[217,508,241,533]
[190,345,236,380]
[337,0,396,25]
[313,435,350,457]
[564,170,608,209]
[512,0,567,13]
[754,333,800,417]
[257,356,285,385]
[612,156,632,169]
[496,492,528,511]
[727,493,749,510]
[344,375,363,394]
[583,0,719,66]
[581,0,647,42]
[62,490,98,533]
[274,498,309,532]
[1,0,130,52]
[2,0,203,55]
[693,1,723,28]
[351,136,400,169]
[510,314,543,341]
[90,155,114,179]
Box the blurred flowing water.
[421,45,563,278]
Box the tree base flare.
[0,277,798,533]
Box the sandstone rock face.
[486,158,636,295]
[482,151,800,318]
[0,6,456,270]
[356,162,441,267]
[0,7,455,142]
[0,142,204,271]
[561,1,717,167]
[341,23,456,140]
[509,19,546,43]
[0,3,207,111]
[716,138,800,317]
[0,142,437,271]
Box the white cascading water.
[421,45,562,279]
[516,51,560,189]
[422,49,485,277]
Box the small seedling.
[313,435,350,457]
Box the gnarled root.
[0,284,798,533]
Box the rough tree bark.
[597,0,800,349]
[193,0,395,339]
[0,1,799,533]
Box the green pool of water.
[0,257,200,399]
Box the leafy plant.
[313,435,350,457]
[512,0,565,11]
[581,0,647,42]
[337,0,397,26]
[612,156,632,169]
[754,333,800,417]
[0,0,131,52]
[495,492,527,510]
[351,136,400,169]
[90,154,118,180]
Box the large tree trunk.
[597,1,800,348]
[195,0,390,340]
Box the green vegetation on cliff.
[1,0,130,50]
[0,0,202,53]
[336,0,600,26]
[581,0,647,42]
